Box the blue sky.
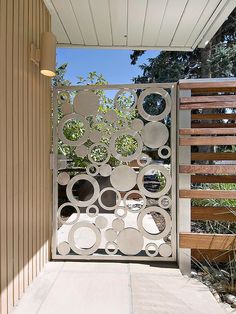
[56,48,159,85]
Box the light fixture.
[40,32,57,77]
[30,32,57,77]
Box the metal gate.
[52,83,177,261]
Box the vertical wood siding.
[0,0,52,313]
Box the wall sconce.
[30,32,56,77]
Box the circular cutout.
[114,207,127,219]
[95,216,108,229]
[57,172,70,186]
[137,153,152,167]
[58,113,89,146]
[99,164,112,177]
[88,143,110,165]
[86,164,99,176]
[145,243,158,257]
[58,91,70,104]
[158,195,172,209]
[105,242,118,255]
[110,165,137,192]
[58,241,70,255]
[86,205,99,218]
[114,89,137,111]
[137,206,172,240]
[109,129,143,162]
[66,174,100,207]
[57,202,80,225]
[117,228,144,255]
[159,243,172,257]
[68,221,101,255]
[158,146,171,159]
[137,87,171,121]
[73,91,99,117]
[137,165,171,198]
[141,122,169,149]
[131,119,144,132]
[123,190,147,213]
[105,228,117,242]
[98,187,121,211]
[112,218,125,232]
[75,145,88,158]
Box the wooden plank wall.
[178,80,236,263]
[0,1,52,313]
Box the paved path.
[12,262,227,314]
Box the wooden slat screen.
[0,1,52,313]
[178,80,236,262]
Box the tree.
[131,8,236,82]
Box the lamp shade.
[40,32,56,77]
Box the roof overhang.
[44,0,236,51]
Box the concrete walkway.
[12,262,227,314]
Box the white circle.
[137,153,152,167]
[117,228,144,255]
[137,87,171,121]
[158,146,171,159]
[137,206,172,240]
[86,164,99,176]
[105,242,118,255]
[112,218,125,232]
[89,130,102,143]
[131,119,144,132]
[141,122,169,149]
[68,221,101,255]
[86,205,99,218]
[109,129,143,162]
[66,174,100,207]
[95,216,108,229]
[105,228,117,242]
[58,113,89,147]
[73,91,99,117]
[58,241,70,255]
[123,190,147,213]
[158,196,172,209]
[88,143,111,165]
[137,165,171,198]
[114,89,137,111]
[75,145,88,158]
[98,187,121,211]
[99,164,112,177]
[57,202,80,225]
[110,165,137,192]
[57,172,70,185]
[145,243,158,257]
[159,243,172,257]
[114,207,127,219]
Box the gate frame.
[52,83,177,262]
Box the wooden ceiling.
[44,0,236,50]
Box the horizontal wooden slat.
[180,128,236,135]
[180,233,236,250]
[191,123,236,128]
[180,189,236,199]
[180,165,236,175]
[180,136,236,146]
[191,206,236,222]
[191,152,236,161]
[191,175,236,183]
[181,95,236,103]
[192,113,236,120]
[180,102,236,110]
[192,249,235,262]
[179,80,236,92]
